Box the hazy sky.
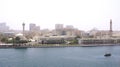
[0,0,120,31]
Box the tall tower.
[110,19,112,37]
[22,22,25,36]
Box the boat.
[104,53,111,57]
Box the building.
[29,23,40,31]
[89,28,98,38]
[0,23,9,32]
[29,23,35,31]
[55,24,64,30]
[36,26,40,31]
[78,38,120,44]
[3,32,15,38]
[55,24,64,35]
[66,25,74,30]
[38,36,76,44]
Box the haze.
[0,0,120,31]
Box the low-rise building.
[38,36,76,44]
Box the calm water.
[0,46,120,67]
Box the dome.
[16,33,23,36]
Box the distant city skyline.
[0,0,120,31]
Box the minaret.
[22,22,25,36]
[110,19,112,37]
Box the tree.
[1,37,8,43]
[14,36,28,44]
[69,36,81,44]
[15,36,21,41]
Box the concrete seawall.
[0,44,120,48]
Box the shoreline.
[0,44,120,48]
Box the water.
[0,46,120,67]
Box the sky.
[0,0,120,31]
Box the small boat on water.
[104,53,111,57]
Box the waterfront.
[0,46,120,67]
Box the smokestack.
[110,19,112,37]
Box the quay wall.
[0,44,120,48]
